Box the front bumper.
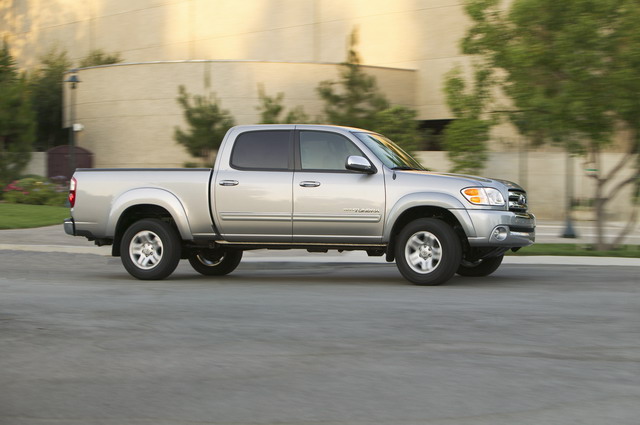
[63,218,75,236]
[466,210,535,247]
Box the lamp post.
[65,71,80,179]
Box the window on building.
[418,120,452,151]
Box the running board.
[215,241,387,251]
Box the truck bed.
[71,168,214,239]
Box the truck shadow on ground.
[160,262,544,288]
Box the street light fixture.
[65,70,81,179]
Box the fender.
[106,187,192,240]
[384,192,476,241]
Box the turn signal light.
[462,189,483,204]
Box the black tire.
[120,218,181,280]
[457,255,504,277]
[188,249,243,276]
[395,218,462,285]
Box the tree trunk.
[587,143,638,251]
[593,180,608,251]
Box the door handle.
[219,180,239,186]
[299,181,321,187]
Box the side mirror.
[346,156,375,174]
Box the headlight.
[461,187,505,206]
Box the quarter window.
[231,131,291,170]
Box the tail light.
[68,177,77,208]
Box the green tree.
[27,48,121,152]
[317,29,421,154]
[174,85,235,166]
[316,29,389,129]
[79,49,123,68]
[256,84,309,124]
[0,42,35,187]
[28,47,71,151]
[462,0,640,249]
[442,65,493,174]
[372,106,420,154]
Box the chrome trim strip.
[291,234,382,240]
[219,212,292,222]
[293,213,381,223]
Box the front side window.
[230,130,291,170]
[299,131,363,171]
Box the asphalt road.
[1,251,639,425]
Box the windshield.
[354,132,425,170]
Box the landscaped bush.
[2,176,68,206]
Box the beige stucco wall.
[23,152,47,177]
[1,0,466,121]
[66,60,416,168]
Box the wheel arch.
[108,188,191,256]
[384,194,474,262]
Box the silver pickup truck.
[64,124,535,285]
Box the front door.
[293,130,385,244]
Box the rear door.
[292,130,385,244]
[213,130,294,242]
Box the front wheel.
[457,255,504,277]
[120,218,182,280]
[395,218,462,286]
[188,249,243,276]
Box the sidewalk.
[1,221,638,267]
[534,220,640,245]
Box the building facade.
[2,0,469,167]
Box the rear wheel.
[395,218,462,286]
[457,255,504,277]
[120,218,181,280]
[188,249,243,276]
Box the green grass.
[509,243,640,258]
[0,203,70,229]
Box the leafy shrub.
[3,176,68,206]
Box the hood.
[425,172,525,191]
[401,170,522,189]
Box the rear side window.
[230,130,291,170]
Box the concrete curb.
[1,243,638,267]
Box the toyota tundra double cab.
[64,124,535,285]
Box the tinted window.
[231,131,291,170]
[299,131,362,171]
